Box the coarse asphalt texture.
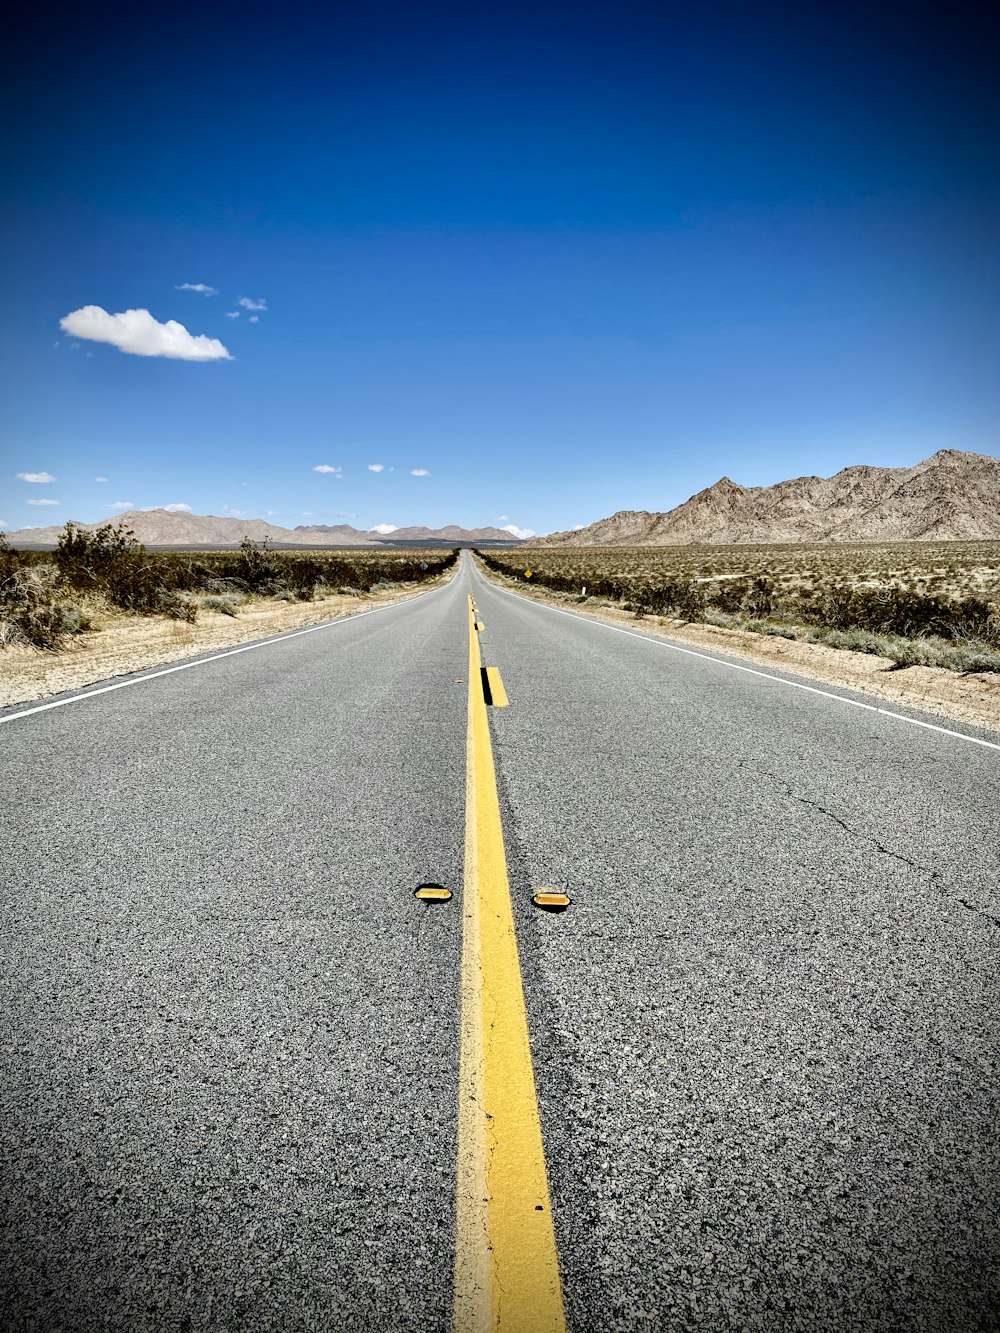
[2,551,998,1332]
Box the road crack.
[758,767,999,929]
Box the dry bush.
[0,557,92,651]
[3,526,459,653]
[479,541,1000,672]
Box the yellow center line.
[453,594,566,1333]
[484,666,509,708]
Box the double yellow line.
[453,595,566,1332]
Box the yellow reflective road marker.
[532,889,571,912]
[484,666,509,708]
[454,595,566,1333]
[415,883,454,902]
[476,620,486,631]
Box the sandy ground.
[0,581,445,709]
[478,567,1000,736]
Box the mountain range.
[2,510,520,548]
[6,450,997,550]
[530,449,1000,546]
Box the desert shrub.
[804,584,996,644]
[711,579,751,613]
[54,522,178,614]
[210,536,284,594]
[201,593,242,616]
[157,591,198,622]
[0,563,92,650]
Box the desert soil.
[0,582,442,709]
[479,567,1000,736]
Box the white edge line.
[0,578,451,727]
[481,572,1000,755]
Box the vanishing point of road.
[2,551,998,1332]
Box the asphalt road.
[2,552,998,1332]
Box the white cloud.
[370,522,398,534]
[162,503,193,513]
[337,511,361,518]
[17,471,56,483]
[95,476,109,483]
[0,519,7,529]
[496,514,509,521]
[221,506,248,516]
[573,524,586,530]
[225,311,240,319]
[501,524,536,539]
[176,283,218,296]
[102,501,134,511]
[248,315,260,323]
[266,509,280,516]
[59,306,232,361]
[28,497,60,506]
[410,468,430,477]
[238,297,267,311]
[367,463,385,472]
[313,464,343,476]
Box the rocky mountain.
[531,449,1000,546]
[1,509,379,548]
[2,509,523,548]
[376,524,515,541]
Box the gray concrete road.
[1,578,471,1333]
[470,559,1000,1333]
[2,551,997,1332]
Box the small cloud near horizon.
[370,522,398,534]
[221,506,248,517]
[95,476,108,483]
[176,283,218,296]
[17,471,56,483]
[28,497,60,506]
[313,464,343,476]
[410,468,430,477]
[238,297,267,311]
[102,501,135,511]
[501,523,536,539]
[60,306,232,361]
[367,463,385,472]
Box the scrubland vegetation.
[0,524,457,651]
[478,541,1000,673]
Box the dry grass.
[480,540,1000,673]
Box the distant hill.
[3,509,525,549]
[374,524,516,542]
[530,449,1000,547]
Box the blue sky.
[2,0,997,536]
